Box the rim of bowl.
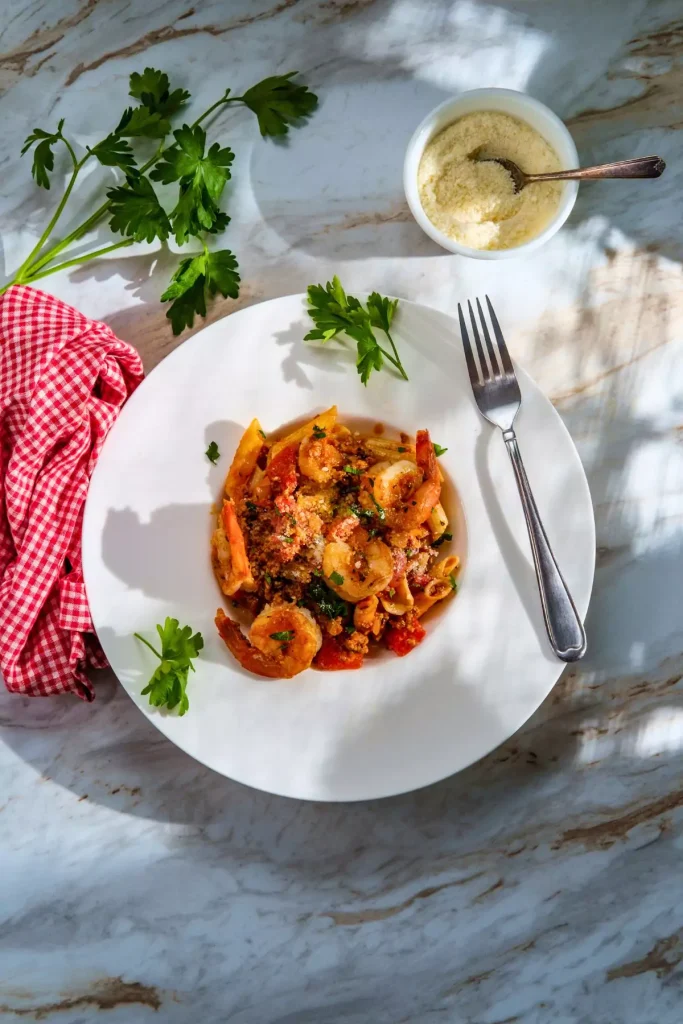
[403,88,579,260]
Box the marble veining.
[1,1,682,1021]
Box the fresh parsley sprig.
[134,617,204,716]
[305,276,408,386]
[6,68,318,334]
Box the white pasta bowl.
[403,88,579,260]
[83,294,595,802]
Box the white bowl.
[403,88,579,260]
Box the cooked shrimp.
[212,499,255,596]
[371,429,441,530]
[215,604,322,679]
[323,530,393,603]
[299,430,343,483]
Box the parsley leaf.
[241,72,318,137]
[356,332,384,386]
[150,124,234,242]
[205,440,220,463]
[270,630,294,642]
[134,617,203,716]
[90,133,137,174]
[21,119,65,189]
[115,106,171,139]
[329,570,344,585]
[205,249,240,298]
[161,248,240,334]
[367,291,398,334]
[449,573,459,592]
[305,276,408,386]
[129,67,190,118]
[312,424,326,439]
[344,465,361,475]
[107,175,170,242]
[433,443,448,457]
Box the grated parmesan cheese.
[417,111,563,250]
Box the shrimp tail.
[416,429,438,484]
[215,610,284,679]
[221,499,255,594]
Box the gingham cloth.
[0,286,144,700]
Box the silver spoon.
[477,154,666,194]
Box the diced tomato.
[314,635,364,671]
[385,616,426,657]
[266,444,298,495]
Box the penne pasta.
[364,436,417,463]
[379,576,414,616]
[225,418,266,501]
[413,577,452,617]
[432,555,460,579]
[268,406,338,461]
[427,502,449,540]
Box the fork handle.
[503,429,587,662]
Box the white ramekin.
[403,88,579,260]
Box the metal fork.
[458,297,586,662]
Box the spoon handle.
[527,155,666,183]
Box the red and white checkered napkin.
[0,286,144,700]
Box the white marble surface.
[1,1,683,1021]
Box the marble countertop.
[1,1,682,1021]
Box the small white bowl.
[403,88,579,260]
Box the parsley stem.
[14,142,89,285]
[134,632,163,661]
[24,239,134,283]
[384,329,409,380]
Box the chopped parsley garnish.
[344,465,362,475]
[245,500,258,513]
[433,443,448,457]
[258,429,267,439]
[312,424,326,439]
[370,493,386,521]
[348,502,374,520]
[345,624,356,634]
[280,535,294,544]
[329,570,344,586]
[264,572,272,584]
[405,548,415,557]
[270,630,294,642]
[205,440,220,464]
[307,577,348,619]
[433,531,453,548]
[449,573,458,591]
[387,588,396,597]
[397,446,406,453]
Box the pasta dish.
[213,407,459,677]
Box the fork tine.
[476,298,501,377]
[467,300,491,382]
[485,295,515,376]
[458,303,480,388]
